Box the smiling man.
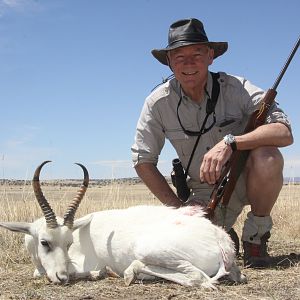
[131,18,293,268]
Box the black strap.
[206,72,220,114]
[185,72,220,177]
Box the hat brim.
[151,41,228,65]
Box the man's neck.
[182,82,207,103]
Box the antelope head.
[0,161,92,284]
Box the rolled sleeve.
[266,103,292,131]
[231,76,291,131]
[131,97,166,167]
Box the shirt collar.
[172,71,213,103]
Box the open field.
[0,181,299,300]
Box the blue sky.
[0,0,299,180]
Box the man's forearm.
[135,163,182,207]
[235,123,293,150]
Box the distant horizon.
[1,157,300,181]
[2,176,300,184]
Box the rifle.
[206,36,300,220]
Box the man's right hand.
[135,162,182,207]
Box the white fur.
[0,205,246,288]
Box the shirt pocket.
[164,129,195,158]
[211,119,246,144]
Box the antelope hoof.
[105,266,120,278]
[90,270,104,280]
[124,269,136,286]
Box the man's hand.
[200,140,232,184]
[135,163,182,207]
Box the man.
[131,18,293,268]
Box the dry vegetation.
[0,180,299,300]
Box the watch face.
[224,134,236,151]
[228,134,234,143]
[224,134,234,144]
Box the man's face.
[168,44,214,91]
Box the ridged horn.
[63,163,89,229]
[32,161,58,229]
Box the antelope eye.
[40,239,50,248]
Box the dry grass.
[0,181,299,300]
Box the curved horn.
[63,163,89,229]
[32,161,58,229]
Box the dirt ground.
[0,183,299,299]
[0,243,299,300]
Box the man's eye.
[194,51,206,58]
[174,56,184,62]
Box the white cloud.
[92,160,131,166]
[4,125,39,148]
[0,0,40,16]
[2,0,21,7]
[0,124,59,178]
[91,160,169,169]
[2,0,33,8]
[90,159,171,179]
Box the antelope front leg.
[124,260,146,286]
[69,266,120,281]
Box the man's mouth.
[182,71,198,75]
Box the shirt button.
[219,129,222,132]
[206,146,210,151]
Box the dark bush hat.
[152,18,228,65]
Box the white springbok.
[0,161,246,289]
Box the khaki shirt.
[131,72,291,190]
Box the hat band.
[168,33,209,48]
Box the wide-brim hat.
[152,18,228,65]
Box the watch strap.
[230,140,237,151]
[224,134,237,151]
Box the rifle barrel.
[272,36,300,90]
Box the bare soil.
[0,240,299,300]
[0,183,299,299]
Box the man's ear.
[166,53,173,72]
[208,48,214,64]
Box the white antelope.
[0,161,246,289]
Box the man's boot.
[243,231,271,268]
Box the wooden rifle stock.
[206,37,299,220]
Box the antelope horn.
[63,163,89,229]
[32,161,58,229]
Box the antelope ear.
[0,222,33,235]
[72,215,93,232]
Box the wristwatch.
[223,134,237,151]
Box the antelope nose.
[56,272,69,284]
